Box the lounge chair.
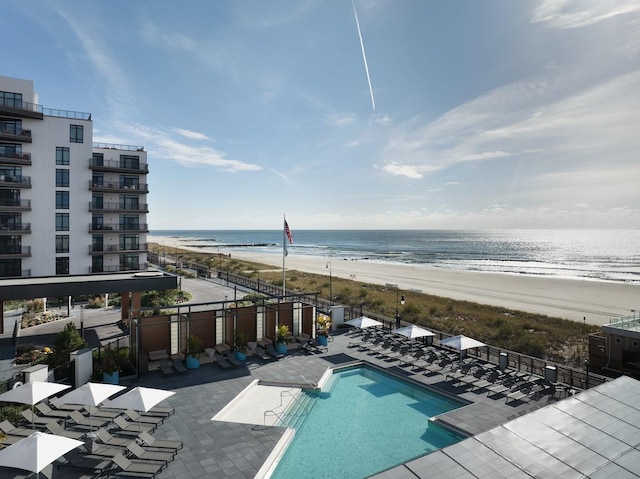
[158,358,174,376]
[20,409,61,427]
[111,452,165,477]
[96,428,135,447]
[36,402,71,419]
[0,419,36,436]
[214,352,232,369]
[113,415,155,434]
[67,410,110,430]
[266,344,285,360]
[123,409,164,427]
[127,441,176,463]
[172,358,188,374]
[46,421,86,439]
[57,450,113,476]
[252,344,271,360]
[138,431,183,451]
[223,350,244,367]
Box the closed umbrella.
[58,382,125,431]
[0,381,70,427]
[0,431,82,478]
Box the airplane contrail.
[352,0,376,111]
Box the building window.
[120,175,139,189]
[55,213,69,231]
[92,173,103,187]
[120,234,140,251]
[0,120,22,135]
[633,341,639,348]
[56,257,70,275]
[56,169,69,187]
[55,191,69,209]
[91,194,103,210]
[121,253,140,271]
[0,91,23,108]
[56,147,70,165]
[92,152,104,166]
[120,155,140,169]
[70,125,83,143]
[615,338,621,343]
[56,235,69,253]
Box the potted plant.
[184,334,203,369]
[233,329,248,362]
[275,325,289,355]
[316,314,332,347]
[100,348,121,384]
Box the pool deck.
[120,331,557,479]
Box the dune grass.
[151,244,597,367]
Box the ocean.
[149,229,640,284]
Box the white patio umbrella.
[439,335,486,363]
[345,316,383,329]
[393,324,435,340]
[58,382,125,431]
[0,431,82,478]
[0,381,70,427]
[103,386,175,432]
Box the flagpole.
[282,215,286,297]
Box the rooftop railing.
[93,142,144,151]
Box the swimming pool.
[269,366,465,479]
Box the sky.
[3,0,640,230]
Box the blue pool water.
[270,366,465,479]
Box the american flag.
[284,220,293,244]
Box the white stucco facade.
[0,75,149,278]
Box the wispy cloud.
[140,19,198,51]
[122,123,262,173]
[173,128,210,141]
[269,167,290,181]
[532,0,640,29]
[324,112,358,126]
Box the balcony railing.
[91,263,147,274]
[89,158,148,172]
[0,269,31,278]
[0,246,31,256]
[89,181,149,193]
[0,223,31,233]
[89,202,148,212]
[0,129,31,142]
[89,223,148,233]
[0,199,31,209]
[0,152,31,165]
[0,175,31,187]
[90,243,148,253]
[0,99,43,119]
[93,142,144,152]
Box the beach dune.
[150,236,638,326]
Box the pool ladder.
[263,388,314,427]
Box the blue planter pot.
[234,351,247,362]
[317,335,328,347]
[185,356,200,369]
[275,343,288,355]
[102,371,119,385]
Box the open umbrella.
[439,335,486,363]
[345,316,383,329]
[393,324,435,340]
[58,382,125,431]
[0,381,70,427]
[0,431,82,478]
[103,386,175,432]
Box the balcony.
[0,223,31,234]
[0,99,43,120]
[0,175,31,188]
[89,158,149,174]
[89,223,149,233]
[89,181,149,194]
[0,269,31,278]
[0,129,32,143]
[0,153,31,166]
[89,243,148,254]
[0,199,31,211]
[0,246,31,258]
[91,263,148,274]
[89,201,149,213]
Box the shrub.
[48,323,87,368]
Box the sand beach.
[150,235,638,326]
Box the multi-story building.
[0,75,148,278]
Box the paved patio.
[117,331,557,479]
